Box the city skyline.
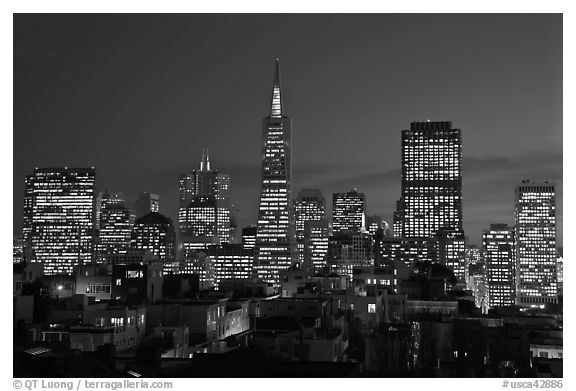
[13,14,563,246]
[12,12,564,379]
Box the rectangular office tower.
[97,196,135,261]
[396,121,463,238]
[294,189,326,263]
[27,167,96,275]
[254,59,298,287]
[483,224,516,308]
[304,219,330,272]
[515,181,557,307]
[332,189,366,235]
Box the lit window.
[368,304,376,313]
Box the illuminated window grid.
[399,122,463,238]
[332,190,366,235]
[483,225,516,308]
[30,168,95,275]
[514,183,557,307]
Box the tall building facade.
[327,232,373,279]
[27,167,96,275]
[332,189,366,235]
[437,229,466,282]
[97,198,135,260]
[303,219,330,272]
[95,190,125,229]
[22,175,34,246]
[374,236,437,270]
[254,59,298,287]
[205,244,254,289]
[134,192,159,219]
[13,236,25,264]
[557,247,563,297]
[294,189,326,263]
[241,226,257,250]
[482,224,516,308]
[514,181,557,307]
[178,151,231,244]
[396,121,463,238]
[130,212,176,273]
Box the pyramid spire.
[205,148,211,171]
[270,58,283,118]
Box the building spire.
[270,58,283,118]
[200,148,211,171]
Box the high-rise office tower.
[514,181,557,307]
[27,167,96,275]
[205,244,254,289]
[482,224,516,308]
[22,175,34,246]
[182,196,218,236]
[13,236,25,264]
[437,229,466,282]
[241,226,257,251]
[392,200,403,238]
[303,219,330,272]
[327,231,373,279]
[130,212,176,272]
[294,189,326,263]
[95,190,125,229]
[134,192,159,219]
[254,59,298,287]
[464,244,482,289]
[98,197,135,260]
[557,247,563,297]
[397,121,463,238]
[374,236,437,270]
[332,189,366,235]
[178,151,231,243]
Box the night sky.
[13,14,563,246]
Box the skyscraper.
[205,244,254,289]
[397,121,463,238]
[134,192,159,218]
[95,190,125,229]
[514,181,557,307]
[28,167,96,275]
[294,189,326,263]
[332,189,366,235]
[241,226,257,251]
[13,236,25,264]
[178,151,231,243]
[557,247,563,297]
[483,224,516,308]
[22,175,34,246]
[98,197,135,260]
[327,231,373,279]
[437,229,466,282]
[130,212,176,273]
[303,219,330,272]
[254,59,298,287]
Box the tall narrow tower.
[254,59,298,287]
[514,180,557,307]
